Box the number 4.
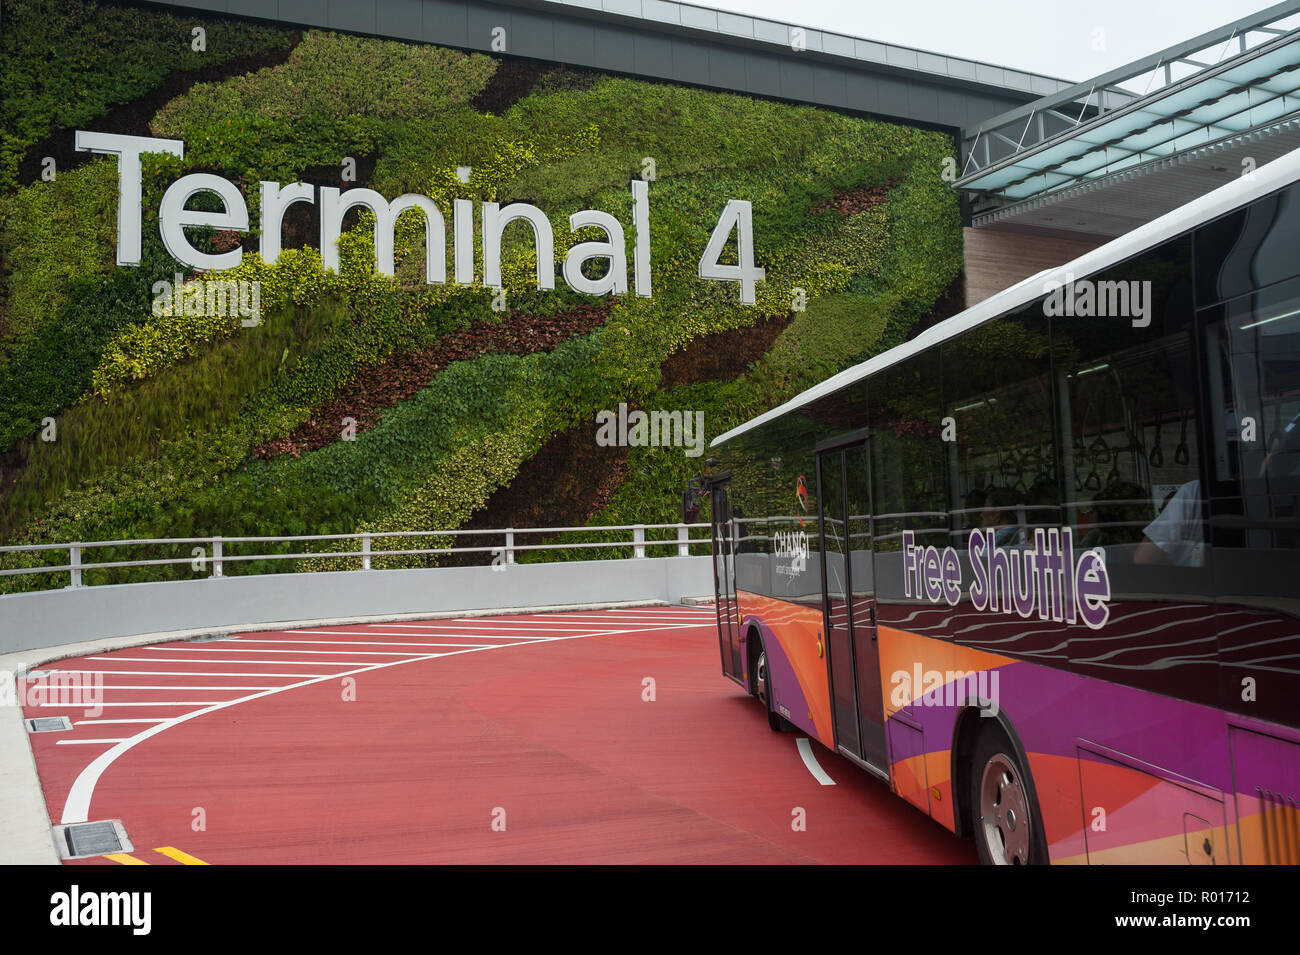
[698,200,765,305]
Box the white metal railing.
[0,523,712,591]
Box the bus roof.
[711,142,1300,450]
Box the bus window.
[1053,236,1219,705]
[1053,238,1204,572]
[869,349,947,632]
[1203,277,1300,728]
[1195,181,1300,308]
[942,308,1058,552]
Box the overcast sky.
[702,0,1290,82]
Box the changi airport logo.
[75,130,766,304]
[901,526,1111,629]
[1041,272,1152,328]
[773,529,808,576]
[152,272,261,327]
[595,402,705,457]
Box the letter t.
[75,131,184,266]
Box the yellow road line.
[154,846,210,865]
[104,853,148,865]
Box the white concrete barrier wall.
[0,556,715,655]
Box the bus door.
[711,482,743,684]
[817,443,888,772]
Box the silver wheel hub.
[756,652,768,707]
[979,753,1031,864]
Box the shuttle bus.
[703,147,1300,864]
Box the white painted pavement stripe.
[232,638,514,648]
[46,669,332,678]
[287,628,564,639]
[56,739,129,745]
[85,657,392,666]
[56,685,294,691]
[41,701,250,707]
[796,738,836,786]
[469,614,708,622]
[137,647,429,657]
[604,613,714,618]
[75,719,168,726]
[358,623,602,632]
[514,615,707,624]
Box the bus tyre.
[754,639,784,732]
[970,726,1048,865]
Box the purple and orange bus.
[702,146,1300,864]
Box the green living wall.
[0,0,962,589]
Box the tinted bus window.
[1202,275,1300,727]
[943,308,1059,546]
[1196,181,1300,307]
[943,308,1063,662]
[1051,235,1219,704]
[870,348,947,634]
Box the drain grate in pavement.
[57,820,132,859]
[26,716,73,732]
[189,631,234,643]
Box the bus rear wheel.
[969,727,1048,865]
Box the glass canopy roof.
[959,32,1300,203]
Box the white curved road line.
[58,625,648,825]
[796,738,836,786]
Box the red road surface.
[22,606,973,864]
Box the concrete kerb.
[0,598,682,866]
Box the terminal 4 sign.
[76,131,767,304]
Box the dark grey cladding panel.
[843,71,880,114]
[671,38,713,87]
[906,83,942,126]
[708,46,746,91]
[278,0,326,26]
[745,53,785,99]
[811,64,848,110]
[957,90,1028,129]
[633,33,674,80]
[466,3,508,51]
[779,58,817,104]
[376,0,423,38]
[507,10,556,59]
[553,19,596,65]
[874,75,911,120]
[933,93,972,130]
[423,0,469,46]
[590,24,635,73]
[328,0,377,34]
[227,0,268,17]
